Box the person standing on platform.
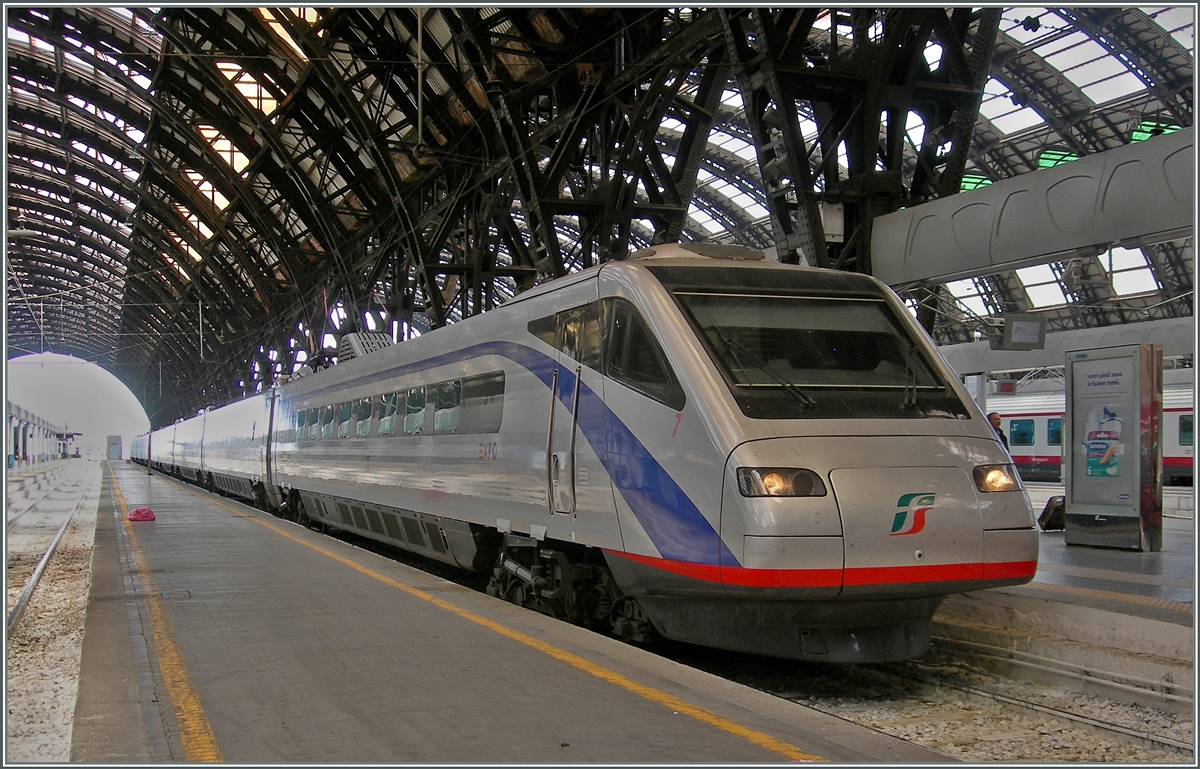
[987,412,1009,451]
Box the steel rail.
[877,664,1193,755]
[5,484,90,639]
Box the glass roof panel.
[1144,6,1195,48]
[1079,71,1148,103]
[945,278,991,318]
[1103,245,1150,272]
[985,105,1044,134]
[1111,268,1161,296]
[1035,31,1095,62]
[1016,264,1068,308]
[660,117,685,133]
[687,202,725,235]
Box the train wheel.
[610,595,654,644]
[252,483,270,512]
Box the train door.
[545,302,603,516]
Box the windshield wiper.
[707,321,817,410]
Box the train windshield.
[656,269,970,420]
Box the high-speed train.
[990,369,1194,486]
[131,242,1037,663]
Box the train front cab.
[604,252,1038,662]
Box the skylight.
[258,8,320,59]
[1144,6,1195,49]
[1101,246,1161,296]
[174,203,214,240]
[686,202,726,236]
[978,77,1043,134]
[198,125,250,174]
[216,62,278,115]
[945,277,992,319]
[168,229,204,263]
[1041,34,1145,102]
[184,170,230,210]
[1016,264,1068,308]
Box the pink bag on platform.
[127,507,156,521]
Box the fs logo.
[891,493,935,536]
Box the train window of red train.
[1047,418,1062,446]
[1009,419,1035,446]
[1181,415,1193,446]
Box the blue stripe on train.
[289,341,735,566]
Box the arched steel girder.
[8,7,1192,425]
[1062,8,1193,126]
[988,37,1109,159]
[722,8,1001,276]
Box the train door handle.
[551,453,560,483]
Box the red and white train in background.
[989,369,1194,486]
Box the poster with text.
[1070,355,1136,507]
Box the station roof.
[5,7,1193,424]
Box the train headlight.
[737,468,827,497]
[973,464,1022,493]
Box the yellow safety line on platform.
[167,478,825,763]
[1027,580,1193,614]
[107,466,224,763]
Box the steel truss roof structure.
[5,7,1193,426]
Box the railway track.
[655,638,1193,762]
[6,466,97,638]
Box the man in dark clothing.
[988,412,1009,450]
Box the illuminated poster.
[1069,356,1136,507]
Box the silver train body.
[131,244,1038,663]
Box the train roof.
[988,374,1193,413]
[505,242,885,307]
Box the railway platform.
[935,483,1193,711]
[72,462,1193,762]
[72,461,946,763]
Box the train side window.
[527,315,557,347]
[434,381,462,434]
[355,397,374,437]
[602,298,686,410]
[307,408,320,440]
[336,402,353,438]
[559,304,602,369]
[1181,415,1193,446]
[320,405,336,439]
[1047,418,1062,446]
[458,371,505,433]
[378,393,399,435]
[529,304,602,370]
[1009,419,1034,446]
[295,411,307,441]
[404,387,426,435]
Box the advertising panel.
[1069,356,1136,506]
[1064,344,1162,551]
